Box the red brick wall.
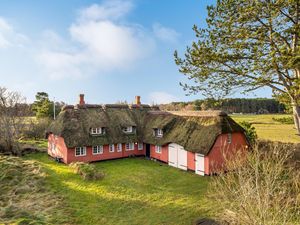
[150,144,168,163]
[205,132,247,174]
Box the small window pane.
[109,144,115,152]
[138,143,143,150]
[117,143,122,152]
[155,145,162,154]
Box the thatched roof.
[143,111,243,154]
[49,105,244,155]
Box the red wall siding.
[67,145,123,164]
[150,144,168,163]
[122,143,145,158]
[187,151,195,171]
[48,134,68,163]
[205,132,247,174]
[66,143,145,164]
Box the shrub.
[210,145,300,225]
[69,162,105,181]
[23,118,51,140]
[239,121,257,145]
[272,116,294,124]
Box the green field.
[230,114,300,143]
[20,153,213,225]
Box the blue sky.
[0,0,272,104]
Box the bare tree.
[0,87,28,155]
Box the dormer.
[90,127,106,136]
[153,128,163,138]
[122,126,136,134]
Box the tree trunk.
[292,104,300,135]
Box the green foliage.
[31,92,52,118]
[70,162,105,180]
[272,116,294,124]
[239,121,257,145]
[272,91,293,113]
[31,92,64,118]
[175,0,300,106]
[160,98,285,114]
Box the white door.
[177,146,188,171]
[195,153,205,176]
[168,144,177,168]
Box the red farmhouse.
[48,95,247,175]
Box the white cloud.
[37,0,155,80]
[148,91,179,104]
[0,17,29,48]
[152,23,180,44]
[78,0,133,22]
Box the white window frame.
[227,133,232,144]
[123,126,133,133]
[126,143,135,151]
[90,127,103,135]
[109,144,115,153]
[92,145,103,155]
[75,147,86,157]
[156,129,163,137]
[155,145,162,154]
[138,142,143,150]
[117,143,122,152]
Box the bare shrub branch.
[210,145,300,225]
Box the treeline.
[159,98,287,114]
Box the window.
[138,142,143,150]
[75,147,86,156]
[117,143,122,152]
[155,145,162,154]
[109,144,115,153]
[227,133,232,144]
[154,128,163,137]
[90,127,104,135]
[123,126,133,133]
[92,146,103,155]
[126,143,134,151]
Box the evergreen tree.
[175,0,300,133]
[32,92,52,118]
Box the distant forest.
[159,98,287,114]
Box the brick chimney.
[135,96,141,105]
[79,94,85,105]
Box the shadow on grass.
[25,153,215,225]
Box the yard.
[231,114,300,143]
[23,153,213,225]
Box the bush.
[23,118,51,140]
[210,145,300,225]
[239,121,257,145]
[272,116,294,124]
[69,162,105,181]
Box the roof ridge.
[148,110,227,117]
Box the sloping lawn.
[24,153,214,225]
[231,114,300,143]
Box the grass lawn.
[24,153,214,225]
[230,114,300,143]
